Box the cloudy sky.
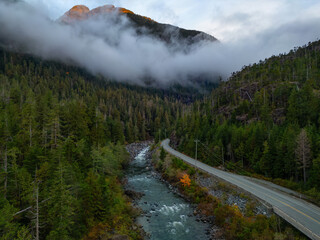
[2,0,320,86]
[26,0,320,42]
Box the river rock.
[126,141,153,160]
[125,189,145,200]
[107,234,130,240]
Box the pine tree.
[309,156,320,189]
[82,170,106,228]
[160,147,166,161]
[259,141,272,176]
[46,160,76,240]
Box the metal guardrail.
[273,207,320,240]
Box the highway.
[161,139,320,240]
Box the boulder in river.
[125,189,145,200]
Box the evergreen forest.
[0,48,185,239]
[1,39,320,239]
[173,40,320,202]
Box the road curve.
[161,139,320,240]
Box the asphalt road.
[161,139,320,240]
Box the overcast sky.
[2,0,319,86]
[25,0,320,42]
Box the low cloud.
[0,1,320,87]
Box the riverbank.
[125,142,213,240]
[153,145,307,240]
[126,141,154,161]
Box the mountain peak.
[90,5,134,15]
[60,4,136,24]
[70,5,89,12]
[59,4,217,45]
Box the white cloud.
[1,0,320,87]
[25,0,320,42]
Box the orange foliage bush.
[180,173,191,187]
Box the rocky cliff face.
[59,5,90,23]
[59,4,136,24]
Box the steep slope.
[0,46,190,239]
[0,2,220,90]
[59,4,217,46]
[173,40,320,203]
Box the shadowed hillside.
[174,40,320,203]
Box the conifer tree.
[82,170,106,228]
[46,160,76,239]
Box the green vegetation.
[0,48,187,239]
[2,34,320,238]
[153,149,306,240]
[173,40,320,204]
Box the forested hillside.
[2,33,320,238]
[0,48,187,239]
[174,40,320,201]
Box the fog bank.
[1,2,320,86]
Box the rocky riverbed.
[125,142,218,240]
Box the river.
[126,147,211,240]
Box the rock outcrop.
[59,5,90,23]
[59,4,136,24]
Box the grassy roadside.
[187,151,320,207]
[250,173,320,206]
[226,157,320,206]
[152,145,307,240]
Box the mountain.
[173,40,320,203]
[59,4,218,46]
[0,2,220,91]
[2,2,320,238]
[59,5,134,23]
[0,39,315,239]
